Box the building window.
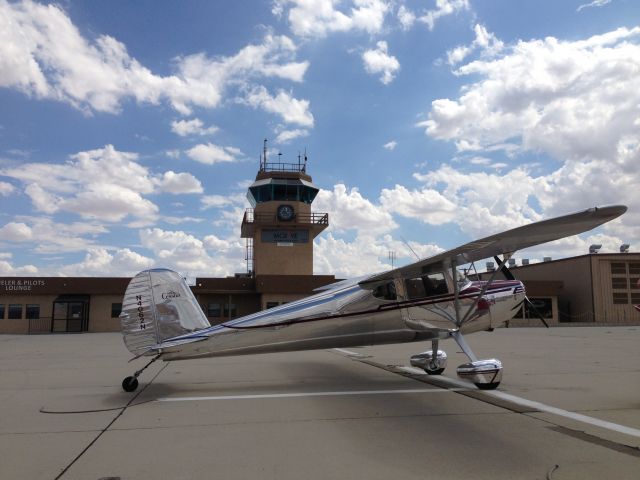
[0,304,4,319]
[111,303,122,318]
[266,302,279,309]
[611,277,627,289]
[612,293,629,304]
[223,303,237,318]
[630,278,640,290]
[525,298,553,319]
[26,304,40,319]
[631,292,640,304]
[207,303,221,317]
[8,304,22,319]
[630,263,640,275]
[611,262,626,275]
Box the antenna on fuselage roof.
[400,236,420,261]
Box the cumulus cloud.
[170,118,218,137]
[380,183,458,225]
[140,227,245,276]
[0,217,106,254]
[241,86,314,127]
[0,222,33,241]
[201,194,235,210]
[397,5,416,31]
[314,184,397,235]
[275,0,390,38]
[411,25,640,246]
[0,180,14,196]
[362,41,400,84]
[0,2,309,116]
[185,143,239,165]
[314,233,443,277]
[58,247,155,277]
[156,171,203,194]
[422,26,640,159]
[1,144,203,223]
[0,252,38,275]
[275,128,309,144]
[418,0,470,31]
[446,24,504,66]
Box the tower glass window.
[247,179,319,207]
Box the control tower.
[241,140,329,276]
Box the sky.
[1,0,639,279]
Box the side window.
[372,282,397,301]
[424,273,448,296]
[405,272,448,299]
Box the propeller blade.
[493,255,515,280]
[492,256,549,328]
[525,297,550,328]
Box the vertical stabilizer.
[120,269,211,356]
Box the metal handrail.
[243,210,328,225]
[260,162,306,173]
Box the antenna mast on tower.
[261,138,268,171]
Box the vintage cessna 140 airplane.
[119,205,626,392]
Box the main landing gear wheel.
[410,344,447,376]
[122,376,139,392]
[456,359,503,390]
[425,366,445,376]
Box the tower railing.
[243,209,329,225]
[260,162,307,173]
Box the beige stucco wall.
[88,295,123,332]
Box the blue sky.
[1,0,639,278]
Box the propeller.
[493,256,550,328]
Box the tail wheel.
[122,376,139,392]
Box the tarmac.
[1,326,639,480]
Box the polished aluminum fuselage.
[162,279,525,361]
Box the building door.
[52,297,89,332]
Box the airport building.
[494,252,640,326]
[1,149,638,333]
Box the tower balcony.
[241,209,329,238]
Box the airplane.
[119,205,627,392]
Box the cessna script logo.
[161,290,181,300]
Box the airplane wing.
[360,205,627,287]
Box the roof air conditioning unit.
[589,244,602,254]
[508,259,516,267]
[620,244,630,253]
[543,257,552,262]
[486,261,495,272]
[522,259,530,265]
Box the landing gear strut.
[122,353,162,392]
